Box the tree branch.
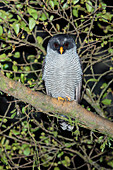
[0,71,113,137]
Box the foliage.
[0,0,113,169]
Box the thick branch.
[0,71,113,137]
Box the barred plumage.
[43,34,82,102]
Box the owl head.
[47,34,76,55]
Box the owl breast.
[43,49,82,101]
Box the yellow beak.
[60,46,63,54]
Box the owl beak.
[60,46,63,54]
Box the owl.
[42,34,82,102]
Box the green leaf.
[102,99,112,105]
[0,10,7,20]
[0,53,7,61]
[102,93,107,99]
[87,78,98,83]
[22,106,26,114]
[36,36,43,44]
[100,83,107,89]
[12,129,20,135]
[14,52,20,58]
[72,0,79,4]
[53,131,58,137]
[86,1,93,12]
[0,26,3,36]
[62,3,68,9]
[3,64,9,69]
[21,74,25,83]
[6,73,11,78]
[72,8,78,17]
[49,1,55,9]
[56,24,60,31]
[27,7,38,19]
[39,12,48,21]
[50,15,54,21]
[65,156,70,164]
[12,65,18,72]
[29,17,36,30]
[25,66,30,71]
[16,4,23,9]
[20,21,26,29]
[13,22,20,35]
[108,160,113,168]
[11,108,17,114]
[57,151,64,158]
[0,166,4,170]
[54,167,60,170]
[62,156,71,167]
[11,112,17,119]
[102,13,113,21]
[24,147,30,156]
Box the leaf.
[36,36,43,44]
[11,112,17,119]
[56,23,60,31]
[72,0,79,4]
[87,78,98,83]
[49,15,54,21]
[24,147,30,156]
[72,8,78,17]
[6,73,11,78]
[86,1,93,12]
[53,131,58,137]
[12,129,20,135]
[25,66,30,71]
[49,1,54,9]
[12,63,18,71]
[62,3,68,9]
[39,12,48,21]
[102,99,112,105]
[29,17,36,30]
[14,52,20,58]
[20,21,26,30]
[3,64,9,69]
[27,7,38,19]
[0,26,3,36]
[65,156,71,164]
[57,151,64,158]
[16,3,23,9]
[0,53,7,61]
[54,167,60,170]
[102,13,113,21]
[100,83,107,89]
[10,108,17,114]
[13,22,20,35]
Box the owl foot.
[58,97,65,101]
[66,96,71,101]
[58,96,71,101]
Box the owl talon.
[58,97,65,101]
[58,96,71,101]
[66,96,71,101]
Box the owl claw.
[66,96,71,101]
[58,96,71,101]
[58,97,65,101]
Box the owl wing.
[75,79,82,103]
[42,58,50,96]
[42,58,45,77]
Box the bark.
[0,71,113,137]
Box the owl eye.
[64,42,69,48]
[54,42,59,48]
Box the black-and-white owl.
[42,34,82,102]
[42,34,82,131]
